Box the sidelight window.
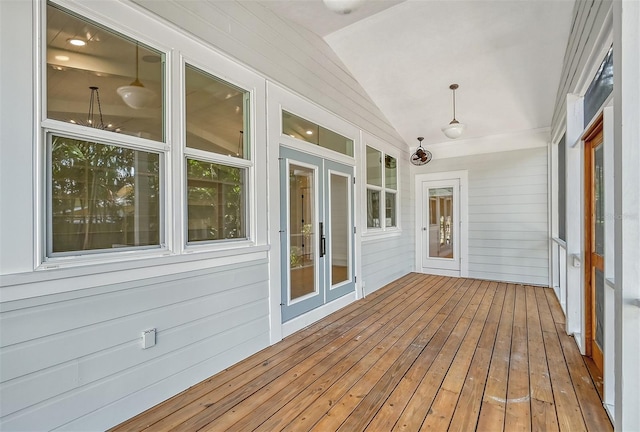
[366,146,398,230]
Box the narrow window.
[282,111,354,157]
[366,146,398,230]
[185,64,250,243]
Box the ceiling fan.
[410,137,432,166]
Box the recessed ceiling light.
[306,130,313,135]
[54,55,70,61]
[68,38,86,46]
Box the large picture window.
[366,145,398,230]
[45,2,166,257]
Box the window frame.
[38,0,265,269]
[363,138,400,236]
[179,55,257,252]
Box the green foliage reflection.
[186,159,245,241]
[50,136,160,253]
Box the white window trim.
[36,0,267,271]
[362,133,401,238]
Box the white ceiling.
[267,0,574,148]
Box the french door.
[279,147,355,322]
[584,122,605,374]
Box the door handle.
[319,222,326,258]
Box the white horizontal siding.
[551,0,612,137]
[0,259,270,430]
[417,146,549,286]
[361,157,414,293]
[132,0,406,150]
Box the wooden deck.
[111,274,612,432]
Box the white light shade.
[117,84,155,109]
[322,0,365,14]
[441,122,466,139]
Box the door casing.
[415,171,468,277]
[279,146,355,322]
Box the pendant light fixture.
[441,83,466,139]
[74,86,116,131]
[117,42,155,109]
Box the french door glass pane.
[50,135,160,253]
[289,164,316,300]
[330,174,349,286]
[428,187,454,258]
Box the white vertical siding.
[418,146,549,286]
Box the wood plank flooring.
[111,274,612,432]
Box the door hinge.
[353,177,356,184]
[355,276,357,283]
[353,226,357,234]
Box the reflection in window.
[46,3,164,141]
[50,135,160,253]
[386,192,396,227]
[428,188,453,259]
[185,64,249,158]
[584,46,613,125]
[366,146,382,187]
[367,190,380,228]
[187,160,245,242]
[366,145,397,230]
[558,134,566,241]
[282,111,353,156]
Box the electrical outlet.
[142,328,156,349]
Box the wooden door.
[584,119,604,374]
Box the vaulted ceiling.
[265,0,575,147]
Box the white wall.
[549,0,640,429]
[413,135,549,286]
[360,135,414,295]
[0,0,412,430]
[132,0,406,151]
[0,260,270,431]
[551,0,612,139]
